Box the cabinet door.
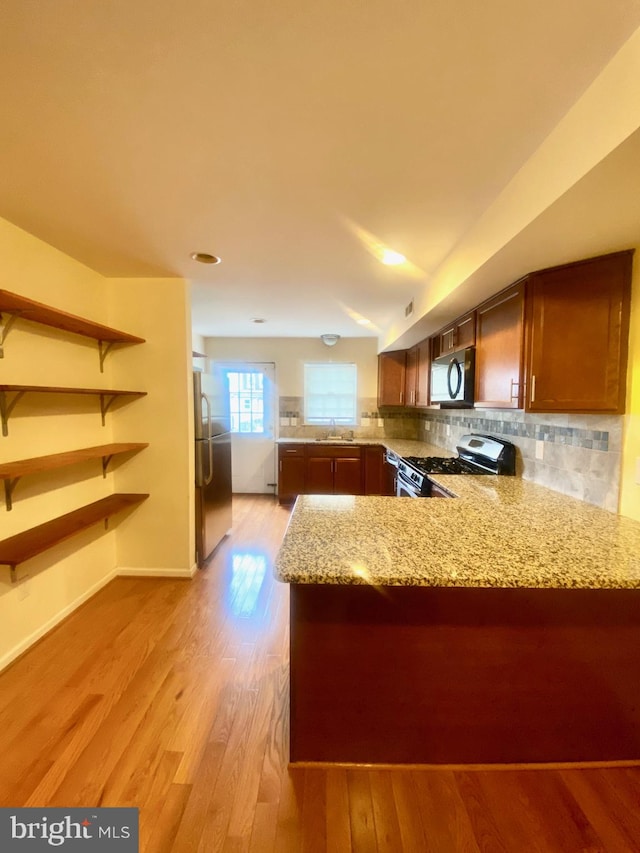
[334,457,363,495]
[305,457,334,493]
[526,252,632,413]
[363,446,385,494]
[378,351,407,406]
[415,339,431,406]
[475,283,525,409]
[278,445,306,502]
[278,457,306,502]
[438,325,456,356]
[404,346,418,407]
[456,311,476,348]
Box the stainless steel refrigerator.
[194,369,232,566]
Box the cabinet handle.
[285,449,296,453]
[531,375,536,403]
[279,461,282,472]
[400,390,404,404]
[510,379,520,400]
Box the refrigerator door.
[194,369,230,438]
[195,432,233,565]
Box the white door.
[217,362,277,494]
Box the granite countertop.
[276,436,448,456]
[274,476,640,590]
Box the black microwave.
[430,347,475,407]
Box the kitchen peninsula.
[275,469,640,766]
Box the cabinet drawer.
[305,445,361,458]
[278,444,305,457]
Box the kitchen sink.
[315,437,354,442]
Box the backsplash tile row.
[414,409,622,513]
[279,397,386,439]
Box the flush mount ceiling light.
[321,334,341,347]
[251,318,266,324]
[190,252,221,264]
[381,248,406,266]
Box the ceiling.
[1,1,640,342]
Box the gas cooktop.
[402,455,486,475]
[396,434,517,497]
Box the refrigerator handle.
[201,392,214,485]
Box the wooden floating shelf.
[0,385,147,436]
[0,493,149,581]
[0,289,145,371]
[0,443,149,511]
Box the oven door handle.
[396,469,420,497]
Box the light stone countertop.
[276,436,449,457]
[274,476,640,590]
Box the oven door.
[396,469,422,497]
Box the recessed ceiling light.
[381,249,406,266]
[190,252,221,264]
[357,318,371,325]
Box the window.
[304,363,357,425]
[227,371,265,433]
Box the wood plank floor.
[1,494,639,851]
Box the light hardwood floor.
[1,494,639,851]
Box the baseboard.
[117,564,198,579]
[0,568,119,673]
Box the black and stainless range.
[396,433,516,497]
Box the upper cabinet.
[525,251,632,414]
[402,340,431,408]
[415,339,431,407]
[378,350,407,406]
[404,345,418,406]
[378,250,633,415]
[433,311,476,358]
[475,282,525,409]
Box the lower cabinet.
[278,444,306,502]
[279,443,390,501]
[305,446,363,495]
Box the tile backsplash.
[278,397,622,512]
[278,397,386,440]
[415,409,622,512]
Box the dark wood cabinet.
[475,282,525,409]
[378,351,406,406]
[404,346,418,407]
[455,311,476,349]
[278,444,306,503]
[400,339,431,408]
[305,456,335,494]
[334,458,363,494]
[305,445,363,496]
[363,445,388,494]
[415,338,431,406]
[434,311,476,358]
[525,251,632,413]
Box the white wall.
[204,336,379,397]
[106,277,195,573]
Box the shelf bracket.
[99,394,118,426]
[0,312,22,358]
[98,340,116,373]
[0,389,26,437]
[3,476,20,511]
[101,455,114,478]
